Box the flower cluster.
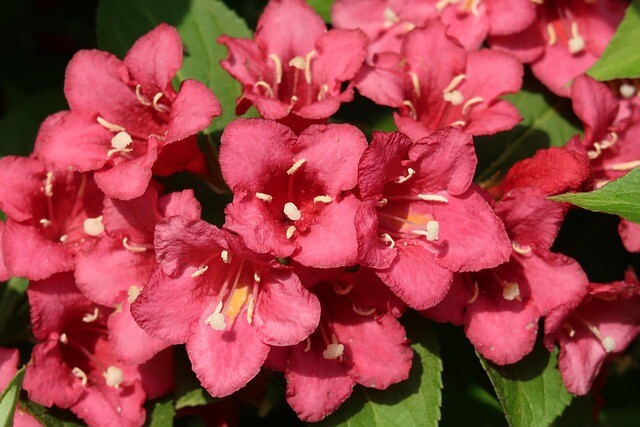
[1,0,639,425]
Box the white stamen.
[608,160,640,171]
[317,84,329,101]
[568,22,585,54]
[620,83,636,99]
[289,56,306,70]
[72,367,88,386]
[352,304,376,316]
[255,192,273,203]
[286,225,296,239]
[255,81,274,98]
[122,237,147,253]
[83,216,104,237]
[462,96,484,114]
[443,74,466,94]
[512,241,532,255]
[449,120,466,127]
[287,158,306,175]
[383,7,400,24]
[304,337,312,352]
[59,234,68,243]
[190,265,209,277]
[284,202,302,221]
[59,333,68,344]
[602,336,616,353]
[39,218,52,227]
[221,250,231,264]
[205,301,226,331]
[135,85,151,106]
[409,72,421,96]
[246,296,255,324]
[468,281,480,304]
[415,221,440,241]
[152,92,169,112]
[107,131,133,157]
[313,195,332,203]
[322,343,344,360]
[127,285,141,303]
[417,194,449,203]
[44,172,54,197]
[104,366,124,389]
[598,132,618,150]
[254,272,261,283]
[435,0,454,11]
[269,54,283,84]
[376,198,388,207]
[333,283,353,295]
[97,116,125,133]
[380,233,396,249]
[443,90,464,105]
[395,167,415,184]
[546,23,557,46]
[587,142,602,159]
[595,179,610,189]
[304,50,316,84]
[402,100,417,119]
[82,308,99,323]
[502,281,521,301]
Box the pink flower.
[23,273,173,427]
[220,119,366,268]
[490,0,627,96]
[0,221,9,282]
[544,272,640,395]
[74,184,201,364]
[568,75,640,252]
[33,24,221,200]
[332,0,536,56]
[357,129,511,309]
[279,268,411,422]
[131,216,321,397]
[219,0,367,131]
[356,21,522,141]
[460,187,588,364]
[0,156,103,281]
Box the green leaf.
[307,0,334,22]
[0,277,30,346]
[314,313,443,427]
[550,167,640,223]
[0,367,25,427]
[19,399,83,427]
[479,345,572,427]
[588,0,640,81]
[96,0,255,133]
[147,398,176,427]
[475,74,580,182]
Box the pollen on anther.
[246,296,255,324]
[287,158,306,175]
[313,195,332,203]
[286,225,296,239]
[221,250,232,264]
[104,366,124,389]
[205,302,227,331]
[191,265,209,277]
[59,333,68,344]
[255,192,273,203]
[380,233,396,249]
[395,167,415,184]
[39,218,52,227]
[502,281,521,301]
[512,241,532,255]
[72,367,88,386]
[352,304,376,316]
[322,343,344,360]
[82,308,99,323]
[602,336,616,353]
[122,237,147,253]
[418,194,449,203]
[425,221,440,242]
[289,56,306,70]
[127,285,141,303]
[284,202,302,221]
[44,172,54,197]
[254,273,261,283]
[620,83,636,99]
[83,216,105,237]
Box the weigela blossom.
[131,216,321,397]
[357,128,511,310]
[220,119,366,268]
[544,271,640,395]
[275,268,411,422]
[0,222,9,282]
[0,156,103,281]
[490,0,627,96]
[568,75,640,252]
[23,273,173,427]
[219,0,367,131]
[332,0,536,56]
[33,24,221,200]
[74,184,201,364]
[356,21,522,141]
